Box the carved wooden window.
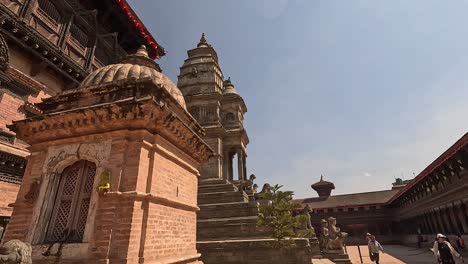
[45,160,96,243]
[69,24,88,51]
[37,0,62,31]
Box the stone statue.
[0,240,32,264]
[249,174,256,183]
[252,184,258,193]
[259,183,272,194]
[302,206,314,229]
[319,219,329,251]
[326,217,348,250]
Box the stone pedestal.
[322,249,352,264]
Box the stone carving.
[255,183,272,201]
[0,32,9,70]
[259,183,272,194]
[0,240,32,264]
[249,174,256,183]
[301,205,315,236]
[189,66,198,77]
[325,217,348,250]
[253,183,258,193]
[319,219,329,251]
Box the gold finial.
[197,33,209,47]
[136,45,149,57]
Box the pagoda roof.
[115,0,165,58]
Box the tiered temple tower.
[178,33,248,182]
[178,34,313,264]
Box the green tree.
[257,184,312,248]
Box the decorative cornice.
[9,83,213,162]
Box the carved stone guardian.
[0,240,32,264]
[319,219,329,251]
[326,217,348,250]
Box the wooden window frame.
[44,160,96,243]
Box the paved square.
[345,245,437,264]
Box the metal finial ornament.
[136,45,149,57]
[198,33,209,47]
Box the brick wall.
[142,204,198,262]
[2,151,47,241]
[0,181,20,216]
[152,148,198,207]
[0,91,25,131]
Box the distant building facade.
[297,133,468,245]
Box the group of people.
[366,232,465,264]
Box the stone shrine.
[178,34,315,264]
[2,46,212,263]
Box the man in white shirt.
[368,235,384,264]
[433,234,463,264]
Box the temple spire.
[197,33,209,48]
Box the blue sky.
[129,0,468,198]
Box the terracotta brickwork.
[0,92,25,131]
[0,181,20,216]
[3,47,212,263]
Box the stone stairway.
[196,178,315,263]
[197,178,267,240]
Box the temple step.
[198,190,249,205]
[199,178,231,186]
[198,183,238,193]
[197,216,267,239]
[198,201,259,219]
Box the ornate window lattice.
[69,24,89,51]
[37,0,62,29]
[45,160,96,243]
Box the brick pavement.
[345,245,437,264]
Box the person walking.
[433,234,464,264]
[368,235,384,264]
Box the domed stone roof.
[79,46,186,110]
[223,78,239,95]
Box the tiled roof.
[296,189,400,209]
[387,132,468,204]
